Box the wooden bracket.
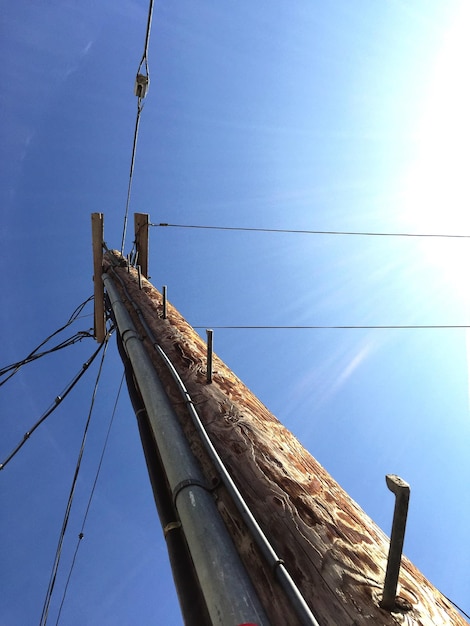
[134,213,149,278]
[91,213,105,343]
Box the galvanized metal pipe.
[107,264,321,625]
[154,343,320,626]
[103,272,269,626]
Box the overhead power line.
[0,334,111,471]
[152,222,470,239]
[39,335,111,626]
[0,296,94,387]
[120,0,155,255]
[0,331,93,387]
[54,373,125,625]
[193,325,470,330]
[139,0,155,73]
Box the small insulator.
[134,73,149,98]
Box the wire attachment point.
[134,73,149,99]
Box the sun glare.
[401,2,470,295]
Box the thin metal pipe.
[103,272,269,626]
[380,474,410,611]
[154,343,320,626]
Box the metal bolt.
[206,329,213,383]
[162,285,167,319]
[380,474,410,611]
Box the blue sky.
[1,1,470,624]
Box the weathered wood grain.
[104,252,467,626]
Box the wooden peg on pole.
[134,213,149,278]
[91,213,105,343]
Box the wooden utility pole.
[94,215,467,625]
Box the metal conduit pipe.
[115,331,212,626]
[107,268,320,626]
[154,344,320,626]
[103,272,269,626]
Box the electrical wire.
[120,0,155,255]
[0,331,93,387]
[0,335,110,471]
[0,296,94,387]
[39,333,111,626]
[54,373,125,626]
[138,0,155,75]
[441,593,470,621]
[192,324,470,330]
[120,99,144,255]
[152,222,470,239]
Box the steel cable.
[39,333,112,626]
[152,221,470,239]
[54,373,125,625]
[0,335,109,471]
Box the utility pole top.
[134,212,149,278]
[91,212,105,343]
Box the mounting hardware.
[162,285,167,319]
[206,329,213,383]
[380,474,410,611]
[134,73,149,98]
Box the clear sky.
[1,1,470,624]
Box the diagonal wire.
[54,372,125,625]
[120,99,143,255]
[151,222,470,239]
[0,296,94,387]
[192,324,470,330]
[440,593,470,621]
[138,0,155,74]
[39,333,112,626]
[120,0,155,255]
[0,331,93,386]
[0,336,110,471]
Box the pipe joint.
[172,478,211,508]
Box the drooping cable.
[0,296,94,387]
[0,334,110,471]
[54,373,125,626]
[0,331,93,386]
[152,222,470,239]
[39,333,111,626]
[120,0,155,255]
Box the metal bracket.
[380,474,411,611]
[162,285,167,319]
[134,73,149,98]
[206,329,213,383]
